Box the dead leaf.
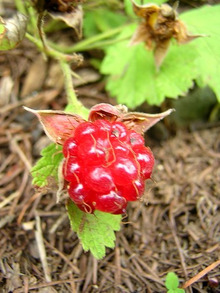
[49,5,83,39]
[45,62,64,90]
[0,13,27,51]
[21,54,47,97]
[33,0,83,13]
[0,75,13,106]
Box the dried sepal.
[131,1,160,19]
[119,109,175,134]
[25,104,174,144]
[24,107,85,145]
[89,103,174,134]
[89,103,122,122]
[130,1,202,69]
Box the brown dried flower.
[130,1,200,69]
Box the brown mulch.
[1,13,220,293]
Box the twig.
[114,242,121,288]
[0,191,20,209]
[93,257,98,285]
[35,214,52,283]
[49,213,68,234]
[17,192,42,225]
[182,260,220,289]
[44,240,80,274]
[169,200,188,278]
[10,137,32,171]
[0,89,59,113]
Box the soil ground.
[0,4,220,293]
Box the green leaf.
[101,5,220,107]
[83,8,127,38]
[101,25,198,107]
[31,144,63,187]
[181,5,220,102]
[67,201,121,259]
[165,272,181,290]
[0,23,5,34]
[167,289,185,293]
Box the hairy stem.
[37,12,47,49]
[59,60,89,118]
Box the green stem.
[26,4,38,34]
[14,0,27,15]
[51,25,128,53]
[26,33,77,62]
[76,36,129,51]
[59,60,89,118]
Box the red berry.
[110,156,139,185]
[63,157,81,183]
[94,119,112,132]
[129,130,145,147]
[133,146,154,179]
[85,167,114,194]
[63,137,77,157]
[74,122,97,142]
[68,182,95,213]
[111,122,128,141]
[119,178,145,201]
[94,191,127,214]
[111,141,130,157]
[62,119,154,214]
[77,139,106,164]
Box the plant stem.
[51,25,128,53]
[25,33,78,62]
[14,0,27,15]
[37,12,47,49]
[59,60,89,118]
[26,4,38,34]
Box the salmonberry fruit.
[62,119,154,214]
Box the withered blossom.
[130,1,200,69]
